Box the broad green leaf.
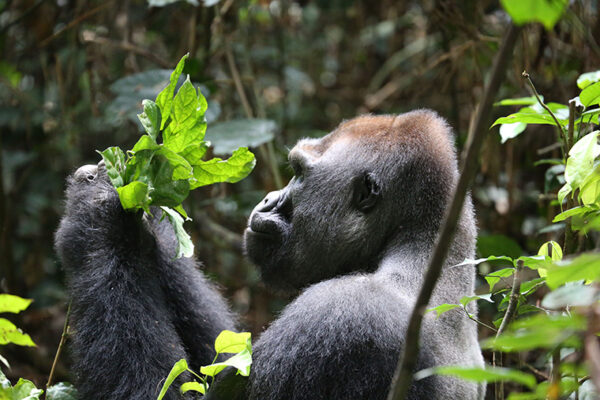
[132,135,160,153]
[499,122,527,143]
[494,96,538,106]
[536,241,562,277]
[0,318,35,346]
[581,82,600,107]
[206,119,277,155]
[147,155,190,208]
[492,112,561,127]
[164,120,207,155]
[155,147,193,181]
[426,304,461,318]
[553,206,588,222]
[482,314,586,352]
[116,181,149,211]
[179,142,209,165]
[161,207,194,259]
[545,253,600,289]
[180,382,205,395]
[485,268,515,292]
[500,0,568,30]
[557,182,572,205]
[415,366,536,389]
[190,147,256,189]
[200,349,252,377]
[541,283,598,309]
[578,70,600,89]
[137,100,161,141]
[157,359,188,400]
[156,54,189,130]
[98,147,127,188]
[168,77,203,135]
[12,378,43,400]
[174,204,190,220]
[459,294,493,308]
[519,277,545,296]
[564,131,600,190]
[0,294,32,314]
[580,168,600,205]
[46,383,78,400]
[214,331,252,354]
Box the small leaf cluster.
[99,54,256,258]
[157,330,252,399]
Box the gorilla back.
[244,110,484,399]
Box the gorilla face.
[244,127,391,291]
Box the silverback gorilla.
[55,110,484,400]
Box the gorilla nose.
[74,164,98,183]
[256,190,281,213]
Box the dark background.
[1,0,599,389]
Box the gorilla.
[55,109,484,400]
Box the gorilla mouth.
[248,213,286,238]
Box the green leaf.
[206,119,277,155]
[578,70,600,90]
[557,182,572,205]
[132,135,160,153]
[553,206,588,222]
[200,349,252,377]
[564,131,600,191]
[146,155,190,208]
[164,120,207,155]
[161,207,194,259]
[581,82,600,107]
[116,181,150,211]
[98,147,127,188]
[156,54,189,130]
[481,314,586,352]
[46,383,78,400]
[12,378,43,400]
[0,318,35,346]
[137,100,161,141]
[485,268,515,292]
[168,77,203,135]
[492,111,560,127]
[190,147,256,189]
[541,283,599,309]
[499,122,527,143]
[494,96,538,106]
[415,366,536,389]
[155,147,193,181]
[180,382,205,395]
[459,294,493,308]
[0,294,32,314]
[500,0,568,30]
[580,168,600,205]
[157,359,188,400]
[545,253,600,289]
[214,330,252,354]
[536,241,562,277]
[454,256,514,267]
[426,304,461,318]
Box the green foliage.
[0,295,35,349]
[0,371,43,400]
[46,383,78,400]
[99,54,256,258]
[500,0,568,30]
[415,366,537,389]
[157,330,252,399]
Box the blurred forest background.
[1,0,599,391]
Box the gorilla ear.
[353,172,381,212]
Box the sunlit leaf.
[214,331,252,354]
[46,382,78,400]
[0,294,32,314]
[426,304,461,318]
[180,382,205,395]
[581,82,600,107]
[0,318,35,346]
[500,0,568,30]
[137,100,161,141]
[191,147,256,189]
[156,54,189,129]
[157,359,188,400]
[200,349,252,377]
[161,207,194,259]
[485,268,515,292]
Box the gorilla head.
[244,110,460,291]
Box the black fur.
[54,164,235,400]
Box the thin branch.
[81,34,171,68]
[462,308,497,333]
[45,301,72,395]
[563,100,578,255]
[493,259,523,399]
[522,71,568,158]
[386,23,522,400]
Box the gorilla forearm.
[55,165,235,399]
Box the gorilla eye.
[353,173,381,212]
[291,160,304,180]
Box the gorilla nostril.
[74,164,98,183]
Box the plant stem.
[522,71,567,159]
[492,259,523,400]
[563,100,578,255]
[385,23,521,400]
[45,301,72,396]
[462,308,497,332]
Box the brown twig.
[385,23,522,400]
[45,301,72,396]
[563,100,578,255]
[493,259,523,399]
